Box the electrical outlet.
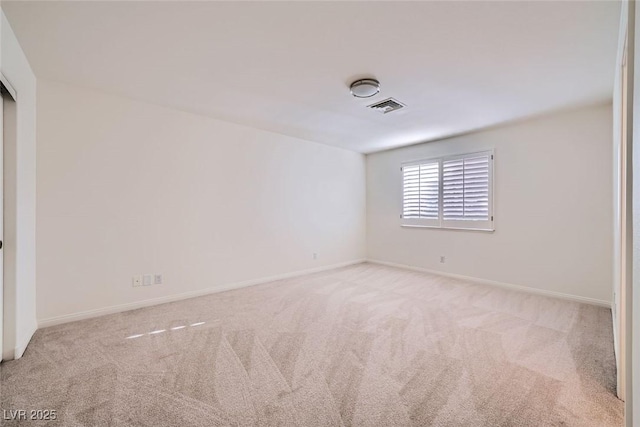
[143,274,153,286]
[132,275,142,287]
[154,274,163,285]
[313,253,317,260]
[440,256,446,263]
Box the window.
[401,150,494,231]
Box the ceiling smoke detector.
[350,78,380,98]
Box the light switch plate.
[143,274,153,286]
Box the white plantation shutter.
[401,150,494,231]
[443,154,490,220]
[402,161,440,227]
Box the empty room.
[0,0,638,426]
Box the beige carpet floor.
[0,263,623,426]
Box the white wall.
[0,10,37,359]
[36,80,366,324]
[367,104,613,304]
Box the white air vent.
[367,97,405,114]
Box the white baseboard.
[36,257,609,329]
[366,259,611,308]
[38,259,366,328]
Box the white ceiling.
[3,1,621,153]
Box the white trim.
[14,323,37,359]
[3,322,37,361]
[0,73,17,101]
[613,306,619,384]
[400,148,493,169]
[401,224,495,233]
[366,259,611,308]
[38,259,366,328]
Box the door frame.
[0,74,16,362]
[618,30,630,401]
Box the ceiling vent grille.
[368,97,405,114]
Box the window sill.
[401,224,495,233]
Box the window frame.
[400,149,494,232]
